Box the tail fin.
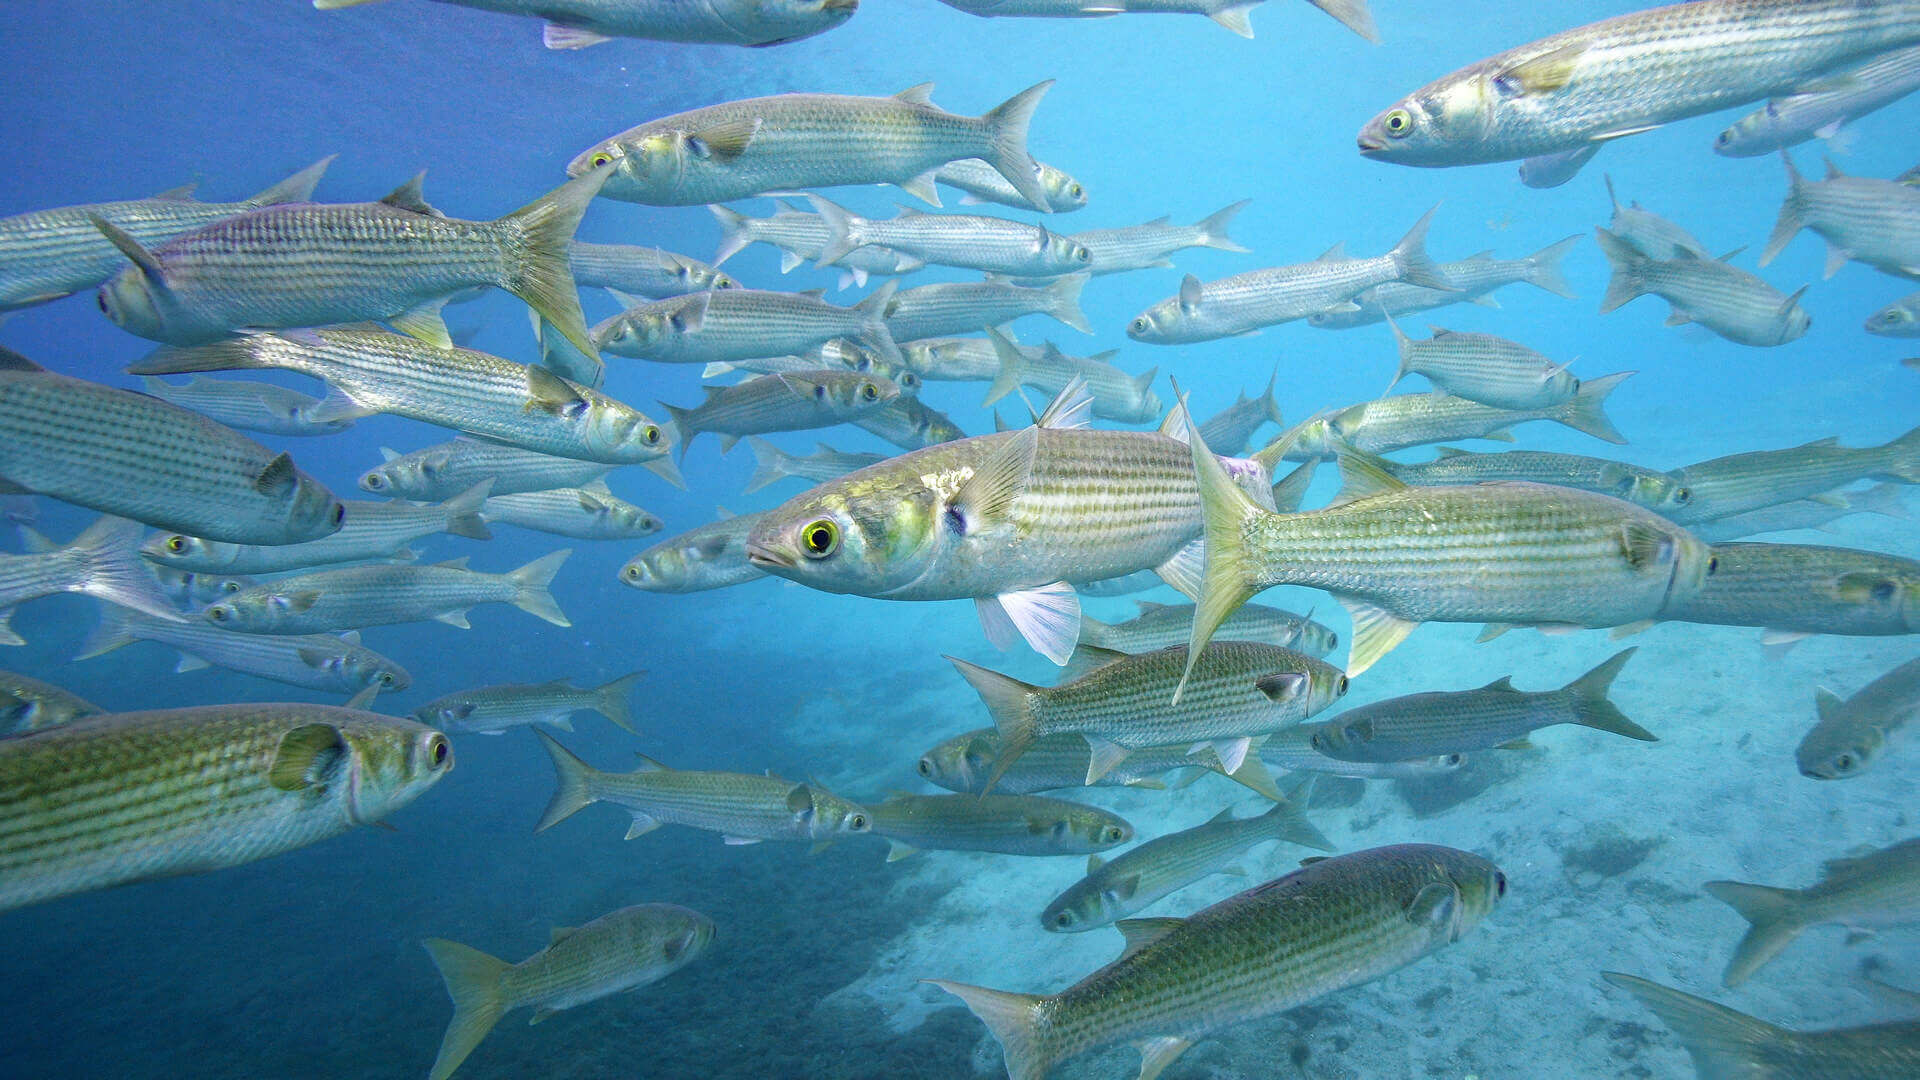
[1594,228,1648,314]
[921,980,1051,1080]
[1195,199,1252,252]
[979,81,1055,213]
[709,204,754,265]
[1703,879,1806,987]
[807,194,867,267]
[1205,0,1262,37]
[246,154,334,206]
[1854,482,1911,519]
[1388,204,1454,291]
[743,437,794,494]
[128,338,269,377]
[438,480,493,541]
[946,656,1040,796]
[1552,370,1631,444]
[420,938,512,1080]
[1257,365,1282,426]
[592,670,645,735]
[850,278,906,367]
[533,729,602,831]
[1758,152,1805,267]
[1075,614,1112,648]
[1260,794,1333,851]
[1876,424,1920,483]
[1383,313,1414,393]
[68,517,186,623]
[1305,0,1377,41]
[0,608,18,647]
[659,401,700,463]
[498,170,609,362]
[1524,234,1581,299]
[982,327,1030,408]
[1564,647,1655,740]
[1179,417,1268,704]
[507,549,571,627]
[1043,273,1092,334]
[74,603,139,660]
[1602,972,1788,1076]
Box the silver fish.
[1705,837,1920,987]
[1385,319,1577,409]
[811,198,1091,277]
[852,395,965,450]
[1797,656,1920,779]
[1664,427,1920,524]
[742,439,884,494]
[359,439,614,502]
[931,0,1376,41]
[0,517,183,642]
[659,369,899,459]
[481,482,661,541]
[414,671,644,736]
[568,240,737,298]
[1692,483,1909,542]
[77,605,409,696]
[1762,153,1920,280]
[1272,374,1631,462]
[866,793,1133,861]
[708,198,924,289]
[619,509,768,593]
[204,551,571,634]
[146,565,257,609]
[983,329,1160,424]
[884,275,1091,340]
[1306,235,1579,330]
[1596,228,1810,347]
[1046,201,1250,280]
[1260,725,1467,779]
[1079,599,1337,657]
[915,726,1284,799]
[136,375,352,437]
[327,0,856,50]
[1604,972,1920,1078]
[142,483,491,575]
[1359,445,1693,516]
[0,670,104,736]
[1658,542,1920,643]
[1193,370,1283,455]
[1716,43,1920,157]
[1602,174,1710,260]
[593,284,902,368]
[933,157,1086,213]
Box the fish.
[901,336,1034,383]
[131,327,675,466]
[884,275,1091,340]
[1517,144,1600,188]
[0,517,185,641]
[930,843,1504,1080]
[1868,291,1920,336]
[619,509,768,593]
[0,156,331,312]
[744,384,1278,663]
[1596,228,1811,347]
[414,671,645,736]
[930,0,1377,41]
[1602,971,1920,1079]
[1356,0,1920,166]
[1664,427,1920,524]
[810,197,1092,277]
[1002,200,1252,285]
[0,671,103,736]
[481,482,662,541]
[1355,445,1694,516]
[1260,725,1467,779]
[933,157,1086,213]
[915,726,1285,799]
[1305,648,1651,760]
[1072,569,1164,597]
[359,439,615,502]
[1715,44,1920,157]
[1761,154,1920,280]
[1658,542,1919,645]
[203,550,571,634]
[1306,235,1580,330]
[142,482,492,575]
[147,565,257,609]
[950,640,1349,792]
[0,348,342,545]
[421,904,712,1080]
[136,375,353,437]
[1602,174,1711,260]
[94,171,607,357]
[867,793,1133,861]
[1705,837,1920,987]
[1127,206,1452,344]
[1193,370,1283,455]
[1270,374,1631,462]
[570,81,1055,209]
[568,240,737,298]
[1384,319,1578,410]
[593,284,903,368]
[0,702,451,913]
[325,0,855,48]
[1185,429,1713,681]
[77,605,410,696]
[708,198,925,288]
[1796,657,1920,780]
[983,329,1161,424]
[1078,599,1338,657]
[854,394,966,450]
[659,370,899,459]
[743,439,885,494]
[533,731,870,845]
[1693,483,1910,542]
[1040,797,1331,932]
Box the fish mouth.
[745,542,797,570]
[1357,134,1388,155]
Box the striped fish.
[982,329,1161,424]
[709,197,925,288]
[1867,290,1920,336]
[0,517,183,641]
[1796,656,1920,780]
[1665,427,1920,523]
[0,671,103,736]
[414,672,644,736]
[204,551,571,634]
[143,482,492,575]
[321,0,854,47]
[1597,227,1810,347]
[1270,375,1630,463]
[915,726,1286,800]
[1692,483,1910,542]
[883,276,1091,341]
[1260,725,1467,779]
[1306,235,1580,330]
[931,844,1504,1080]
[1193,370,1283,455]
[137,375,351,437]
[1761,153,1920,279]
[1078,599,1337,658]
[853,395,966,450]
[0,349,341,545]
[1605,972,1920,1077]
[866,793,1133,861]
[1384,320,1577,410]
[594,284,904,367]
[933,157,1086,213]
[620,509,767,593]
[1357,446,1693,516]
[1602,174,1711,260]
[481,483,661,541]
[810,198,1091,277]
[1716,44,1920,157]
[1657,542,1920,644]
[1003,201,1250,286]
[1705,837,1920,987]
[0,702,452,913]
[76,604,410,696]
[932,0,1379,41]
[743,439,884,494]
[359,439,613,502]
[568,240,736,298]
[659,370,899,460]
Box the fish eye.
[849,813,868,831]
[589,151,614,169]
[1383,109,1413,137]
[222,580,242,594]
[1494,871,1507,898]
[1053,912,1073,928]
[1309,730,1326,750]
[1327,633,1338,649]
[165,536,186,553]
[642,425,661,445]
[1707,554,1720,574]
[363,474,384,490]
[427,734,451,768]
[96,293,109,314]
[379,672,396,687]
[1444,754,1464,767]
[917,758,932,776]
[1075,248,1091,262]
[1872,579,1897,602]
[208,606,229,621]
[800,518,840,558]
[622,564,642,582]
[1336,675,1349,695]
[860,382,879,401]
[1716,132,1731,145]
[1103,826,1124,843]
[1069,184,1083,198]
[1129,317,1149,334]
[1672,487,1692,505]
[1833,753,1854,772]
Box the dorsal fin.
[1330,445,1406,506]
[378,172,439,216]
[1114,917,1184,962]
[893,82,936,106]
[150,182,198,201]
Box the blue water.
[1,2,1916,1078]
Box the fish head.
[204,586,312,632]
[915,732,995,793]
[916,406,965,445]
[1306,716,1370,758]
[143,532,238,570]
[591,310,659,357]
[581,400,669,462]
[1039,165,1087,212]
[792,785,869,840]
[744,471,941,595]
[1796,721,1882,781]
[803,372,899,417]
[1126,297,1186,343]
[1040,878,1124,933]
[569,130,686,197]
[337,718,454,825]
[95,265,172,338]
[331,647,410,694]
[647,907,718,971]
[1712,106,1777,159]
[1833,570,1920,632]
[607,502,664,537]
[1040,230,1092,271]
[1426,850,1507,942]
[1600,465,1693,514]
[667,252,737,293]
[1059,809,1132,850]
[1775,301,1813,344]
[358,452,435,498]
[415,699,475,729]
[1865,298,1920,337]
[284,469,347,541]
[901,340,957,374]
[1357,71,1496,166]
[1289,619,1338,658]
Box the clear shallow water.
[1,2,1916,1078]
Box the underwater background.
[0,1,1915,1078]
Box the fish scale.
[917,728,1267,795]
[1308,237,1581,330]
[1596,228,1809,346]
[567,241,734,297]
[1278,375,1627,461]
[1658,542,1920,636]
[1389,326,1573,409]
[1718,44,1920,156]
[1774,165,1920,277]
[1079,601,1337,657]
[595,287,891,365]
[885,278,1088,341]
[147,491,488,574]
[208,556,565,635]
[664,370,895,450]
[866,794,1132,858]
[77,605,410,696]
[1666,427,1920,523]
[361,439,611,502]
[710,203,921,278]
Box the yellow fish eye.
[860,382,879,401]
[643,425,661,445]
[800,518,840,559]
[1383,109,1413,137]
[1337,675,1350,695]
[848,812,867,830]
[166,536,186,552]
[589,151,614,169]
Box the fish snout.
[744,541,797,570]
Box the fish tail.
[1389,204,1453,291]
[1383,312,1412,393]
[68,516,186,623]
[1602,972,1788,1073]
[246,154,334,205]
[1195,198,1252,252]
[1074,614,1110,648]
[946,656,1039,796]
[850,279,905,366]
[979,80,1055,213]
[1304,0,1376,42]
[439,480,493,541]
[1523,234,1582,299]
[1554,370,1630,445]
[507,548,571,627]
[1566,647,1655,741]
[1258,364,1282,425]
[742,437,792,494]
[532,729,602,831]
[73,603,137,659]
[1202,0,1264,37]
[708,204,753,266]
[1856,482,1911,519]
[921,980,1051,1080]
[807,194,865,267]
[1702,880,1806,987]
[659,401,699,463]
[420,937,511,1080]
[1180,416,1266,704]
[497,169,608,362]
[126,337,270,377]
[1261,792,1333,851]
[592,670,646,735]
[1593,228,1647,314]
[982,327,1029,408]
[1044,273,1092,333]
[1880,424,1920,483]
[1759,152,1804,267]
[1219,751,1285,802]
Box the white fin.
[434,609,473,629]
[1084,734,1130,784]
[624,812,660,840]
[1205,736,1252,774]
[1154,537,1206,600]
[1035,376,1093,430]
[1136,1036,1196,1080]
[984,582,1080,665]
[1340,597,1416,676]
[174,654,212,673]
[542,22,612,48]
[885,839,919,862]
[721,835,763,846]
